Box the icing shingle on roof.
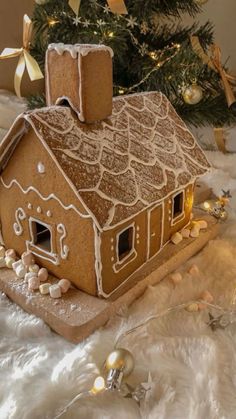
[0,91,211,230]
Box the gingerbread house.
[0,44,210,299]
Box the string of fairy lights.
[44,0,202,101]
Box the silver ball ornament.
[105,348,134,377]
[183,83,203,105]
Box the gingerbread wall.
[0,128,97,295]
[99,185,193,297]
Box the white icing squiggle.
[13,208,26,236]
[0,177,91,221]
[48,43,114,58]
[57,223,69,260]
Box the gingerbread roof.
[0,92,210,230]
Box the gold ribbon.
[0,15,44,98]
[214,127,227,153]
[191,36,236,108]
[69,0,127,16]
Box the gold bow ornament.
[0,15,44,98]
[191,36,236,109]
[69,0,127,16]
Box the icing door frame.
[147,203,163,260]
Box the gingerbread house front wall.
[0,128,97,295]
[100,183,194,296]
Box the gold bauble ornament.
[182,83,203,105]
[105,348,134,377]
[195,0,208,5]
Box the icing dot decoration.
[47,210,52,217]
[28,203,32,210]
[37,162,45,174]
[37,206,42,214]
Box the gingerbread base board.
[0,213,219,343]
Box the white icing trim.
[171,189,185,226]
[147,202,164,260]
[0,222,5,246]
[13,207,26,236]
[0,177,92,223]
[27,216,59,265]
[48,43,114,58]
[93,223,102,292]
[55,96,85,122]
[57,223,69,260]
[113,223,137,272]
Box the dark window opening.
[118,227,133,261]
[32,221,51,252]
[173,192,184,218]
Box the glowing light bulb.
[118,89,125,94]
[203,201,210,210]
[91,376,105,394]
[48,18,59,26]
[108,31,114,38]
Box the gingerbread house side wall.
[0,128,98,296]
[98,183,195,298]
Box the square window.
[173,192,184,218]
[118,227,134,261]
[31,221,52,252]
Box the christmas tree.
[30,0,236,126]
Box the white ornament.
[37,162,45,173]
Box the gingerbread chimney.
[45,43,113,123]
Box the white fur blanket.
[1,92,236,419]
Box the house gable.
[0,127,97,295]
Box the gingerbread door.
[147,204,163,259]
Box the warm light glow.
[108,31,114,38]
[118,89,125,94]
[149,51,157,60]
[48,18,59,26]
[176,43,181,49]
[203,201,211,210]
[91,376,105,394]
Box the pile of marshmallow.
[0,246,71,299]
[171,219,208,245]
[169,263,214,312]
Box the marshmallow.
[15,264,27,279]
[12,260,23,272]
[181,229,190,239]
[49,284,61,299]
[0,257,6,268]
[5,256,15,269]
[190,225,200,238]
[170,272,182,285]
[21,251,35,267]
[25,272,37,282]
[39,283,51,295]
[0,246,5,258]
[200,290,214,303]
[28,276,40,291]
[188,264,199,275]
[29,264,40,274]
[58,279,71,294]
[38,268,48,282]
[198,220,208,230]
[171,232,183,245]
[185,303,199,312]
[5,249,16,259]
